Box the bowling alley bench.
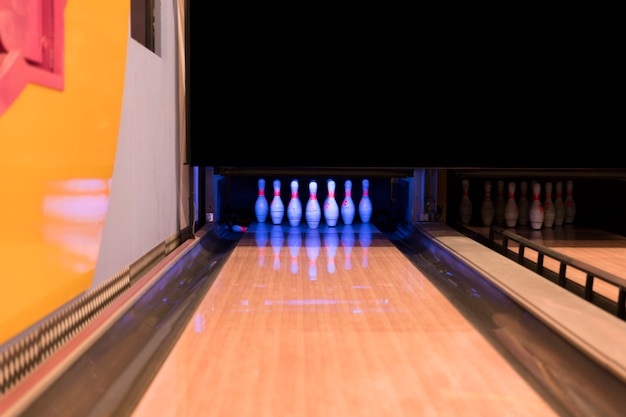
[455,223,626,321]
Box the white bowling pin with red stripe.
[494,179,505,225]
[517,181,529,226]
[255,178,269,223]
[564,180,576,223]
[504,181,518,228]
[459,179,472,225]
[270,179,284,225]
[543,182,555,228]
[341,180,355,225]
[305,180,321,229]
[358,179,373,223]
[528,181,544,230]
[554,181,565,226]
[480,181,494,227]
[287,179,303,227]
[324,179,339,227]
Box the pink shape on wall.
[0,0,66,116]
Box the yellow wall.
[0,1,129,344]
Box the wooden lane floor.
[130,222,564,417]
[466,224,626,303]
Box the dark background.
[188,7,619,168]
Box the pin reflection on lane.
[324,227,339,274]
[306,228,320,280]
[359,222,372,267]
[270,224,283,270]
[287,226,301,274]
[255,222,269,267]
[341,224,355,270]
[222,222,388,315]
[249,222,377,275]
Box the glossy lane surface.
[130,222,560,417]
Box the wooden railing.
[485,226,626,319]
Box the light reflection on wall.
[42,178,110,273]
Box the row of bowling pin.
[460,179,576,229]
[255,178,373,228]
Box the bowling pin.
[480,181,494,227]
[358,179,373,223]
[324,179,340,227]
[494,179,505,225]
[255,178,269,223]
[459,179,472,225]
[504,181,519,228]
[287,179,303,227]
[323,179,331,212]
[564,180,576,223]
[517,181,529,226]
[270,179,284,225]
[554,181,565,227]
[543,182,556,228]
[528,181,544,230]
[305,180,321,229]
[341,180,356,225]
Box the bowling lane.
[130,222,564,417]
[463,224,626,304]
